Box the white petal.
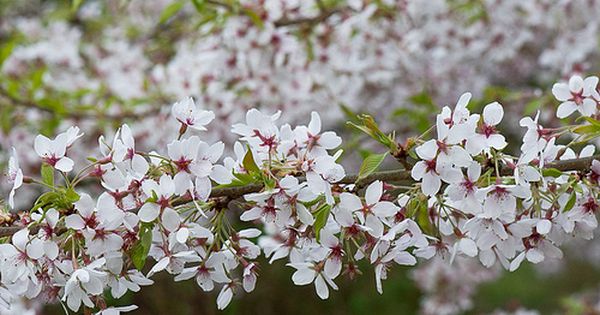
[365,215,384,238]
[314,276,329,300]
[148,257,170,277]
[216,286,233,310]
[580,98,597,117]
[324,258,342,279]
[458,238,478,257]
[34,135,51,156]
[291,267,316,285]
[318,132,342,149]
[536,219,552,235]
[551,83,571,101]
[372,202,398,217]
[365,181,383,205]
[240,207,262,221]
[12,228,29,250]
[161,208,180,232]
[138,203,160,222]
[556,101,578,119]
[479,249,496,268]
[308,111,321,134]
[66,215,86,230]
[526,248,544,264]
[421,173,441,196]
[415,140,438,160]
[583,76,599,96]
[483,102,504,126]
[509,251,526,272]
[210,165,233,184]
[176,228,190,243]
[411,161,427,181]
[569,75,584,92]
[297,204,314,226]
[27,239,45,259]
[339,193,363,211]
[55,158,74,172]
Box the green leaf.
[0,40,15,67]
[72,0,83,11]
[41,163,54,187]
[357,152,387,181]
[573,119,600,135]
[347,114,398,152]
[242,147,260,175]
[191,0,205,12]
[242,8,264,28]
[313,204,331,241]
[563,191,577,212]
[583,117,600,127]
[131,226,153,270]
[31,191,60,211]
[64,189,80,203]
[159,0,185,24]
[542,168,562,178]
[213,172,257,188]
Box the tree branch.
[273,8,343,27]
[0,85,162,121]
[2,155,598,237]
[202,0,344,28]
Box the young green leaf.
[159,0,185,24]
[313,204,332,241]
[72,0,83,11]
[563,191,577,212]
[41,163,54,187]
[64,189,80,203]
[357,152,387,182]
[242,8,264,28]
[191,0,205,12]
[242,147,260,175]
[542,168,562,178]
[131,226,153,270]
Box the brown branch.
[274,8,342,27]
[0,85,161,121]
[204,0,235,11]
[2,155,598,237]
[0,226,26,238]
[202,0,344,28]
[208,154,599,199]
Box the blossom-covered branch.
[2,73,600,313]
[1,153,598,238]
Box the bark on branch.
[1,155,598,238]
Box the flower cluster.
[2,73,600,313]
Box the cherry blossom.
[466,102,507,155]
[337,181,398,238]
[6,148,23,209]
[171,97,215,131]
[552,75,599,118]
[34,130,76,172]
[288,262,339,300]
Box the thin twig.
[274,8,342,27]
[0,85,162,121]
